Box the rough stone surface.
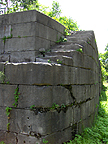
[0,10,101,144]
[18,85,73,108]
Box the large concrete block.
[84,55,95,70]
[17,134,42,144]
[73,68,91,84]
[36,11,49,26]
[73,105,81,124]
[9,10,36,24]
[85,100,91,117]
[35,23,47,39]
[10,51,36,62]
[17,127,72,144]
[43,127,72,144]
[62,56,73,66]
[0,62,4,72]
[35,37,51,51]
[80,100,94,121]
[85,85,91,100]
[0,24,4,38]
[0,107,8,131]
[78,112,95,134]
[0,131,16,144]
[0,38,4,54]
[9,107,73,135]
[70,51,84,68]
[5,37,35,52]
[5,63,74,85]
[0,84,17,107]
[80,102,86,120]
[18,85,73,108]
[47,27,57,41]
[71,85,86,103]
[12,22,36,37]
[0,53,10,62]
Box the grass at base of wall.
[65,81,108,144]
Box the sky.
[39,0,108,53]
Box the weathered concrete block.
[73,68,91,84]
[5,63,74,85]
[0,107,8,131]
[84,55,95,70]
[70,51,84,68]
[62,56,73,66]
[71,85,86,103]
[9,10,36,24]
[0,131,16,144]
[0,84,17,107]
[12,22,36,37]
[17,134,41,144]
[80,102,86,120]
[35,37,51,51]
[47,27,57,41]
[9,107,73,135]
[5,37,36,52]
[0,62,4,72]
[43,127,72,144]
[78,112,95,134]
[0,54,9,62]
[35,22,47,39]
[0,24,11,38]
[10,51,36,62]
[5,63,53,85]
[18,85,73,108]
[17,127,72,144]
[0,38,4,54]
[85,85,91,100]
[73,106,81,124]
[85,100,91,117]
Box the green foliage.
[2,34,13,44]
[56,36,67,44]
[43,139,49,144]
[76,48,83,53]
[5,107,12,117]
[7,123,10,131]
[0,142,6,144]
[48,1,61,18]
[50,103,59,110]
[57,59,61,64]
[48,59,51,63]
[30,105,35,110]
[64,29,71,36]
[0,71,5,83]
[13,87,20,107]
[58,16,79,31]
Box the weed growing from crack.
[13,87,20,107]
[48,59,51,63]
[5,107,12,117]
[57,59,62,64]
[7,123,10,131]
[76,48,83,53]
[56,36,67,44]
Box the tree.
[99,44,108,82]
[48,1,61,18]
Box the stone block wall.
[0,11,101,144]
[0,10,65,62]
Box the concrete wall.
[0,11,101,144]
[0,10,65,62]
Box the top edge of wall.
[0,10,66,28]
